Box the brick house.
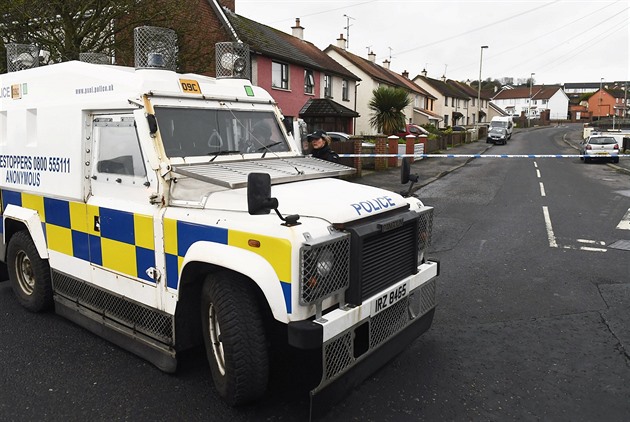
[204,1,360,133]
[587,88,629,118]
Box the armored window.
[94,117,146,178]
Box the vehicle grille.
[345,208,433,305]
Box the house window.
[324,75,332,97]
[342,79,349,101]
[452,98,455,107]
[304,69,314,94]
[444,115,449,126]
[444,96,448,106]
[272,61,289,90]
[472,97,476,106]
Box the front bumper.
[288,260,438,409]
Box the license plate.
[596,152,609,156]
[370,281,409,316]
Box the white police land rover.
[0,28,438,410]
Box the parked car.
[580,135,619,163]
[396,124,429,138]
[486,127,508,145]
[327,131,373,148]
[326,131,351,142]
[451,125,467,132]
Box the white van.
[490,116,514,139]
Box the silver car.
[580,136,619,163]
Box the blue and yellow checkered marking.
[164,218,293,313]
[0,189,294,313]
[0,189,155,283]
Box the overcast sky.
[236,0,629,86]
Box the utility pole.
[528,72,535,128]
[478,46,488,125]
[343,14,355,50]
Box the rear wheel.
[201,272,269,406]
[7,230,53,312]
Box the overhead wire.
[447,0,625,74]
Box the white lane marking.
[577,239,606,245]
[534,161,538,168]
[542,206,558,248]
[536,169,541,178]
[617,208,630,230]
[539,182,546,197]
[563,245,608,252]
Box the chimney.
[421,68,427,77]
[382,59,390,70]
[292,18,304,40]
[368,51,376,63]
[218,0,235,12]
[402,70,409,79]
[336,33,346,49]
[466,78,471,86]
[441,75,446,82]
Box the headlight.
[316,249,335,278]
[300,233,350,305]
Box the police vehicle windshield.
[154,107,289,158]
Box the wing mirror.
[247,173,300,226]
[400,158,419,197]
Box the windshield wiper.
[208,150,241,162]
[258,141,284,158]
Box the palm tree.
[368,86,411,135]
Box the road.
[1,126,629,421]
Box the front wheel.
[201,272,269,406]
[7,230,53,312]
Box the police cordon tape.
[337,154,630,158]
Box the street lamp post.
[528,72,535,128]
[477,45,488,126]
[597,78,604,120]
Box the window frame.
[272,61,289,90]
[324,74,333,98]
[304,69,315,94]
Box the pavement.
[355,125,630,193]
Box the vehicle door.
[86,113,163,308]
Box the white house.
[493,85,569,120]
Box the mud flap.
[309,307,435,420]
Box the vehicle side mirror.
[247,173,277,215]
[247,172,301,226]
[400,158,419,197]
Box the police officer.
[308,131,339,163]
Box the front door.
[87,113,162,308]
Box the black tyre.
[201,272,269,406]
[7,230,53,312]
[612,157,619,164]
[584,156,590,163]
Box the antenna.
[366,45,372,55]
[443,64,448,77]
[388,46,393,61]
[343,14,355,49]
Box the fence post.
[353,138,362,177]
[417,135,427,159]
[405,134,416,163]
[388,135,399,168]
[375,135,387,171]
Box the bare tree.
[0,0,224,74]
